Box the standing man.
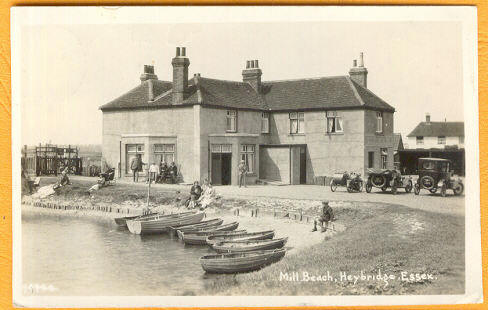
[130,154,144,183]
[312,201,334,232]
[238,159,248,188]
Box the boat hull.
[177,222,239,239]
[169,218,224,236]
[182,230,246,245]
[114,212,160,227]
[127,212,205,235]
[200,249,286,274]
[213,237,288,253]
[206,231,275,246]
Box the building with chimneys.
[100,48,396,185]
[397,113,465,175]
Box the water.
[22,211,221,296]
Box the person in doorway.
[149,162,159,184]
[130,154,144,183]
[238,159,248,188]
[169,162,178,184]
[312,201,334,232]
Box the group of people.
[185,179,217,210]
[130,154,178,184]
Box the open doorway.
[211,153,232,185]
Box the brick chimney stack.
[426,113,431,123]
[349,52,368,88]
[172,47,190,105]
[140,65,158,83]
[242,59,262,92]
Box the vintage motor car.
[365,169,413,194]
[414,158,464,197]
[330,172,363,193]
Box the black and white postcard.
[11,6,481,308]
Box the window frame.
[240,144,255,174]
[380,148,388,169]
[154,143,176,164]
[226,110,237,133]
[416,136,424,145]
[326,111,344,134]
[438,136,446,145]
[126,143,144,174]
[261,112,270,134]
[376,112,383,133]
[289,112,305,134]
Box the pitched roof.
[407,122,464,137]
[393,133,404,151]
[100,75,395,112]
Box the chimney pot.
[255,60,259,68]
[359,52,364,67]
[176,47,181,57]
[426,113,431,123]
[353,59,357,67]
[181,47,186,57]
[246,61,251,69]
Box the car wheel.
[405,181,413,193]
[453,183,464,196]
[381,185,388,192]
[347,186,353,193]
[414,184,420,195]
[420,175,436,190]
[366,182,372,193]
[441,183,447,197]
[330,181,337,192]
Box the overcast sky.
[20,21,463,145]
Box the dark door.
[299,146,306,184]
[211,154,222,185]
[221,153,232,185]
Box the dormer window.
[226,110,237,132]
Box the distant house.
[406,114,464,149]
[100,47,396,185]
[398,114,465,175]
[393,133,404,169]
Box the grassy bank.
[205,203,465,295]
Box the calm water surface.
[22,210,223,296]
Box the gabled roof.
[100,75,395,112]
[407,122,464,137]
[393,133,404,151]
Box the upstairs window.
[261,112,269,133]
[326,111,343,133]
[289,112,305,134]
[226,110,237,132]
[416,136,424,145]
[438,136,446,145]
[376,112,383,133]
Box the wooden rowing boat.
[168,218,224,236]
[199,249,286,274]
[206,231,275,246]
[114,211,194,228]
[126,212,205,235]
[182,229,247,245]
[212,237,288,253]
[177,222,240,240]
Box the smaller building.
[406,114,464,149]
[399,114,465,175]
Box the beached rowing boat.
[212,237,288,253]
[206,231,275,246]
[199,249,286,274]
[168,218,224,236]
[126,212,205,235]
[177,222,240,240]
[114,211,194,228]
[182,229,247,245]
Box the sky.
[20,21,463,145]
